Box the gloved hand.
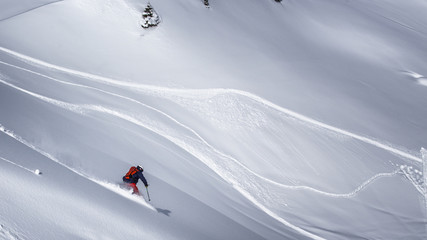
[145,184,149,188]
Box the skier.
[122,165,149,195]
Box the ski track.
[0,47,423,239]
[0,0,64,22]
[0,46,421,163]
[0,51,421,199]
[286,169,401,198]
[0,78,323,239]
[0,77,404,198]
[0,112,323,240]
[0,120,155,211]
[0,156,39,175]
[0,78,412,240]
[0,60,401,199]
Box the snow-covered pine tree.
[141,2,160,29]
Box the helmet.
[136,165,143,172]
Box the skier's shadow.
[156,208,172,216]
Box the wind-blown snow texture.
[1,0,426,239]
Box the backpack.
[124,166,139,180]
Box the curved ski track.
[0,123,155,211]
[0,78,324,239]
[0,47,421,163]
[0,47,423,239]
[0,59,405,200]
[0,0,64,22]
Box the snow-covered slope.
[1,0,426,239]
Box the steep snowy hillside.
[1,0,427,239]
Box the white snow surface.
[0,0,427,239]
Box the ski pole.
[146,186,151,201]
